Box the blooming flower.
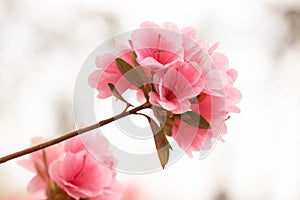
[19,135,123,200]
[149,61,204,114]
[49,151,121,200]
[18,137,63,199]
[88,21,241,162]
[88,51,135,99]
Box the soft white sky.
[0,0,300,199]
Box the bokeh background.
[1,0,300,199]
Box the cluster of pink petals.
[89,21,241,156]
[19,136,123,200]
[88,52,134,99]
[149,61,204,114]
[18,137,64,199]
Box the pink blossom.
[49,136,123,200]
[131,23,184,71]
[172,93,227,157]
[149,61,204,114]
[18,137,64,199]
[121,183,147,200]
[88,51,135,99]
[18,137,63,172]
[49,151,122,200]
[87,21,242,158]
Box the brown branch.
[0,102,152,164]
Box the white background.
[0,0,300,199]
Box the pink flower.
[87,21,242,158]
[171,93,226,157]
[149,61,204,114]
[49,136,123,200]
[131,22,184,71]
[18,137,63,199]
[19,135,123,199]
[49,152,118,199]
[88,51,135,99]
[121,183,147,200]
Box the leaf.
[115,58,149,87]
[131,52,140,67]
[34,162,47,182]
[147,117,172,169]
[108,83,132,107]
[180,111,211,129]
[152,106,167,126]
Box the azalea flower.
[149,61,204,114]
[88,21,242,162]
[19,135,123,200]
[18,137,63,199]
[88,51,135,99]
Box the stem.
[0,102,152,164]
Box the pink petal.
[95,54,115,69]
[181,27,197,39]
[88,69,103,88]
[90,180,124,200]
[17,159,35,172]
[140,57,164,70]
[64,136,85,153]
[27,175,47,199]
[211,52,229,69]
[227,69,238,82]
[171,100,191,114]
[140,21,159,28]
[155,98,179,111]
[162,22,180,32]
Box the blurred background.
[0,0,300,199]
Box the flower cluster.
[18,136,123,200]
[89,22,241,166]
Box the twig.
[0,102,152,164]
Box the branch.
[0,102,152,164]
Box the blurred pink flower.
[49,136,123,200]
[1,192,31,200]
[19,135,123,199]
[121,182,147,200]
[18,137,63,173]
[18,137,63,199]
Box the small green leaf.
[34,163,47,182]
[180,111,211,129]
[132,52,140,67]
[147,117,172,169]
[152,106,167,126]
[108,83,132,107]
[115,58,148,87]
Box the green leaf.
[147,117,172,169]
[34,162,47,182]
[152,106,167,126]
[180,111,211,129]
[115,58,148,87]
[108,83,132,107]
[132,52,140,67]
